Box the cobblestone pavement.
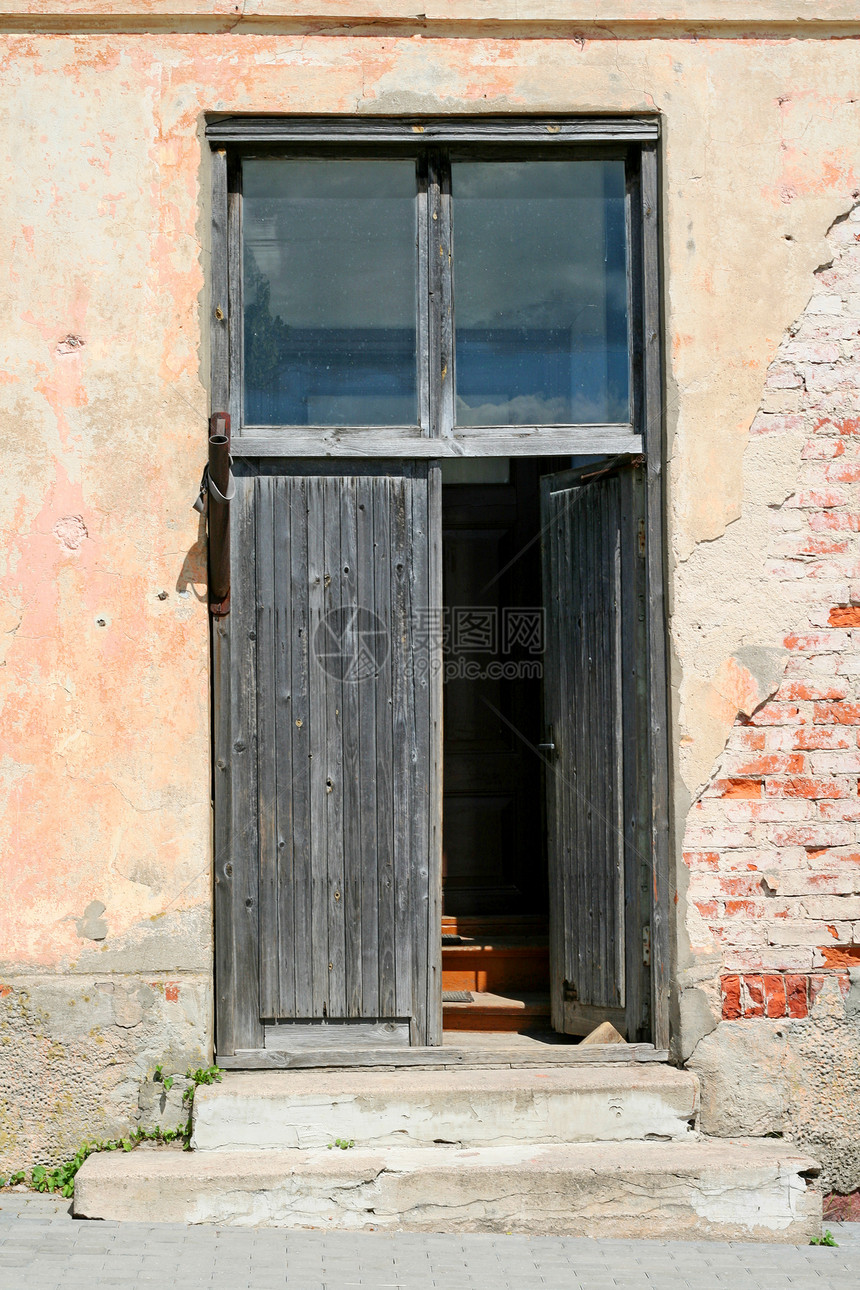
[2,1193,860,1289]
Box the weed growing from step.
[328,1138,355,1150]
[810,1230,839,1246]
[0,1063,223,1199]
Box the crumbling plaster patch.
[689,979,860,1193]
[674,198,860,798]
[0,974,210,1173]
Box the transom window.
[208,117,658,456]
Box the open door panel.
[540,459,651,1043]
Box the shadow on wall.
[176,507,207,602]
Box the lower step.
[74,1139,821,1242]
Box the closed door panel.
[218,462,441,1054]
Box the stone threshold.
[217,1035,668,1070]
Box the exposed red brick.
[784,631,849,652]
[731,754,805,775]
[819,945,860,968]
[784,537,850,558]
[770,777,849,799]
[0,983,11,999]
[695,900,719,918]
[785,975,809,1018]
[763,974,787,1018]
[683,851,719,870]
[813,415,860,437]
[725,899,763,918]
[802,437,845,460]
[822,461,860,481]
[794,728,852,750]
[810,512,860,532]
[823,1192,860,1222]
[733,729,768,751]
[815,702,860,724]
[829,607,860,627]
[712,778,763,799]
[744,976,766,1018]
[721,876,769,897]
[722,975,742,1020]
[779,681,847,701]
[792,488,847,509]
[164,983,179,1003]
[748,702,805,726]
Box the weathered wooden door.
[214,460,442,1058]
[540,461,651,1043]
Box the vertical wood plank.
[229,469,264,1050]
[374,479,396,1019]
[306,475,329,1018]
[610,480,627,1005]
[425,460,444,1045]
[323,476,347,1018]
[274,475,296,1020]
[339,476,363,1018]
[390,472,413,1026]
[289,476,313,1018]
[356,475,380,1018]
[212,609,235,1055]
[255,474,279,1019]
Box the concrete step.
[191,1065,700,1152]
[73,1139,822,1242]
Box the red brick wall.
[684,205,860,1020]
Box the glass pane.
[452,160,629,426]
[243,159,418,426]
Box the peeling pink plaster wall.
[1,15,859,1166]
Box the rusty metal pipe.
[208,411,232,616]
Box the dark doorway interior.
[440,458,566,1035]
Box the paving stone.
[2,1200,860,1288]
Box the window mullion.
[428,149,454,440]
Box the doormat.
[442,990,474,1003]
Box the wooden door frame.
[207,117,670,1061]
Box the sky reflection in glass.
[243,159,418,426]
[452,161,629,426]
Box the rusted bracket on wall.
[193,412,234,617]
